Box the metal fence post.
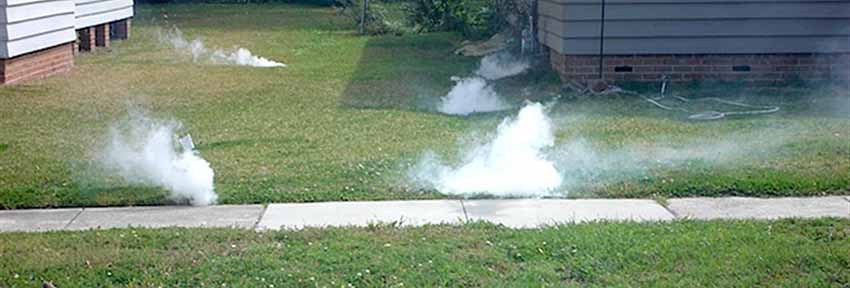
[360,0,369,35]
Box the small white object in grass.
[179,134,195,151]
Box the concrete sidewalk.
[1,196,848,232]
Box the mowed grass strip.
[0,4,847,209]
[1,219,848,286]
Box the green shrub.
[335,0,521,38]
[336,0,414,35]
[404,0,515,39]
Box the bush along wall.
[403,0,532,39]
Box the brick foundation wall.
[1,18,131,84]
[0,43,74,84]
[550,48,850,85]
[77,27,96,52]
[110,18,131,40]
[95,24,110,48]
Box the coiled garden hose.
[587,76,781,121]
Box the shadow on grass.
[337,33,476,112]
[338,34,832,124]
[338,34,571,119]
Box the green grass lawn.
[1,219,848,286]
[0,4,848,209]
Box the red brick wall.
[550,48,850,85]
[0,43,74,84]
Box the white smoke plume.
[99,112,218,206]
[475,52,531,81]
[437,77,510,116]
[437,52,531,115]
[412,102,562,196]
[411,101,797,197]
[161,28,286,68]
[549,132,792,193]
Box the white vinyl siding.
[75,0,133,28]
[0,0,76,58]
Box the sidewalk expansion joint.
[63,208,85,230]
[656,200,679,219]
[253,204,269,230]
[459,200,470,223]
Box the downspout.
[530,0,538,54]
[598,0,606,80]
[523,0,540,56]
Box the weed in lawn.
[0,143,7,153]
[96,111,217,206]
[160,27,286,67]
[437,52,530,115]
[411,102,562,196]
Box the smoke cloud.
[437,52,530,115]
[412,102,562,196]
[410,101,798,197]
[475,52,531,81]
[98,112,217,206]
[437,77,510,116]
[549,129,793,193]
[161,28,286,68]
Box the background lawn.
[0,4,847,209]
[1,219,849,286]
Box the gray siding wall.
[538,0,850,55]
